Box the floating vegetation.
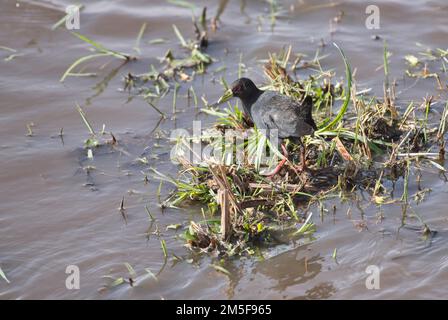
[123,8,213,100]
[157,44,447,257]
[404,44,447,89]
[60,32,134,82]
[75,103,122,165]
[99,262,158,292]
[26,122,35,137]
[1,45,24,62]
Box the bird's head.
[217,78,260,104]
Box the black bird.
[218,77,317,175]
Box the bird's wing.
[267,108,314,138]
[253,92,315,138]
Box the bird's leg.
[295,138,307,172]
[301,139,307,170]
[267,143,288,177]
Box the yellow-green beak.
[217,88,233,104]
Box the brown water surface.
[1,0,447,299]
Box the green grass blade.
[317,43,352,132]
[383,40,390,78]
[71,32,129,59]
[210,264,231,276]
[145,205,156,221]
[167,0,196,9]
[111,277,124,287]
[134,22,147,53]
[332,248,338,260]
[0,45,17,52]
[0,266,10,284]
[124,262,137,278]
[60,52,112,82]
[76,104,96,135]
[172,25,187,47]
[160,239,168,258]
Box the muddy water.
[1,0,447,299]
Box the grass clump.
[123,8,213,101]
[157,43,446,258]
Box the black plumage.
[221,77,317,174]
[228,78,316,139]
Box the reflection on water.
[1,0,448,299]
[298,282,337,300]
[253,246,326,295]
[85,62,126,105]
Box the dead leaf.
[334,136,354,161]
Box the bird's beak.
[217,89,233,104]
